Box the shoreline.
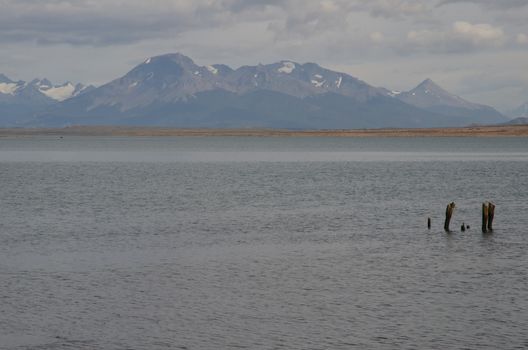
[1,125,528,137]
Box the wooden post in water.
[444,202,455,232]
[482,202,489,233]
[427,217,431,229]
[487,202,495,232]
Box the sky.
[1,0,527,111]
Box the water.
[1,136,527,349]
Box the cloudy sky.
[1,0,527,110]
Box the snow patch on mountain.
[206,65,218,75]
[40,83,76,101]
[311,79,324,88]
[278,62,295,74]
[0,82,20,95]
[336,76,342,88]
[387,90,401,97]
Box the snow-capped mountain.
[0,75,51,104]
[0,74,20,95]
[2,53,508,128]
[0,74,94,125]
[37,53,444,128]
[56,53,383,114]
[394,78,505,124]
[32,79,95,101]
[0,75,93,102]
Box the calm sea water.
[1,136,527,349]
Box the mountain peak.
[0,73,14,83]
[408,78,457,99]
[416,78,443,91]
[132,53,199,76]
[147,53,196,66]
[123,53,200,84]
[396,78,504,121]
[31,78,53,88]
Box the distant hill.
[2,53,508,128]
[502,117,528,125]
[506,102,528,119]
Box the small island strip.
[1,125,528,137]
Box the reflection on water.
[0,136,527,349]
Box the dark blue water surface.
[1,136,527,349]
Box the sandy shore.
[1,125,528,137]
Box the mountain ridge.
[1,53,508,128]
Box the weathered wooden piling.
[482,202,489,233]
[444,202,455,232]
[487,202,495,232]
[427,217,431,229]
[461,223,466,232]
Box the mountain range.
[0,53,511,128]
[0,74,94,126]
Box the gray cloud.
[352,0,431,19]
[0,0,525,52]
[0,1,233,45]
[437,0,528,10]
[436,0,528,28]
[402,21,507,54]
[0,0,435,46]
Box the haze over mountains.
[0,53,512,128]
